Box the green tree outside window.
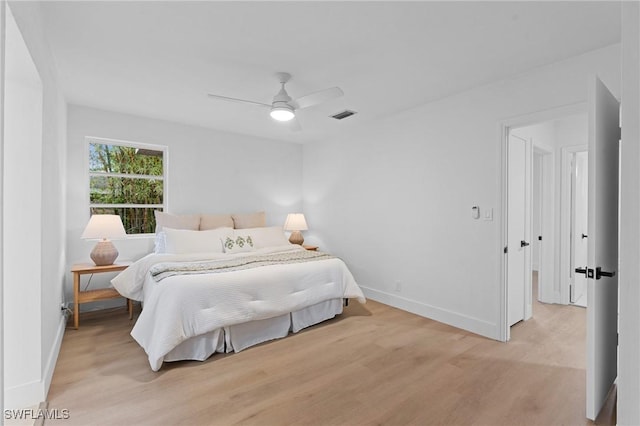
[89,140,165,234]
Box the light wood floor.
[46,278,615,426]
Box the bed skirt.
[162,298,344,364]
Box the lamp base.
[90,240,119,266]
[288,230,304,245]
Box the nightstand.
[302,245,318,251]
[71,262,132,329]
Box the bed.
[111,212,366,371]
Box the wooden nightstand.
[302,245,318,251]
[71,262,132,329]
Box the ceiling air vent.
[330,110,357,120]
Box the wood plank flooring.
[46,279,614,426]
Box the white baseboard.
[4,315,66,410]
[360,286,500,341]
[43,315,66,396]
[4,379,43,411]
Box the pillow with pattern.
[236,226,290,248]
[222,235,255,254]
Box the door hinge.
[538,235,542,241]
[504,246,508,254]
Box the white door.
[585,77,619,420]
[532,153,542,274]
[571,151,589,306]
[507,133,531,326]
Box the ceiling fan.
[207,72,343,130]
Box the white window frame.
[86,136,168,235]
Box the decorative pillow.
[232,211,266,229]
[222,235,255,254]
[163,227,233,254]
[238,226,290,248]
[154,211,200,233]
[200,214,234,230]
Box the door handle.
[582,233,588,239]
[575,267,588,277]
[520,240,530,247]
[596,267,616,280]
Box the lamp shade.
[81,214,126,240]
[283,213,308,231]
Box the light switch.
[483,208,493,221]
[472,206,480,219]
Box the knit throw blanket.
[150,250,334,282]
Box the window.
[88,137,166,234]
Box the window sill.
[123,233,156,240]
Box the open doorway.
[532,147,553,307]
[506,121,555,328]
[502,78,618,420]
[502,110,588,339]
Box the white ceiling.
[40,1,621,144]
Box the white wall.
[66,105,302,307]
[514,121,556,152]
[618,1,640,423]
[3,2,68,409]
[0,0,6,415]
[303,44,620,340]
[3,3,43,408]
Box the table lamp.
[81,214,127,266]
[284,213,308,245]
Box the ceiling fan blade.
[294,87,343,110]
[207,93,271,109]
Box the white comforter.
[112,245,365,371]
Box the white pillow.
[222,235,255,254]
[237,226,290,249]
[154,231,167,253]
[163,227,233,254]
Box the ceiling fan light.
[270,105,295,122]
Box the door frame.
[560,145,588,305]
[498,102,587,341]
